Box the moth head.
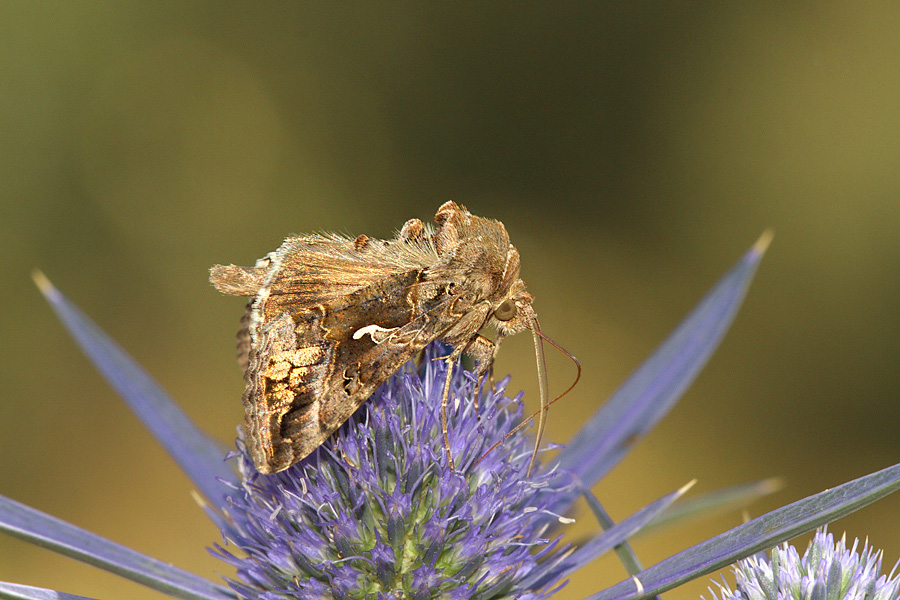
[491,282,536,336]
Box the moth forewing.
[211,201,552,474]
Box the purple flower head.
[215,345,573,599]
[708,529,900,600]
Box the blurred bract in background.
[2,4,900,599]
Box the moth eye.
[494,299,517,321]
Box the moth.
[211,201,574,475]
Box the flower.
[214,347,574,599]
[3,235,900,600]
[709,529,900,600]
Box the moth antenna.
[474,325,581,474]
[531,327,581,402]
[527,319,549,477]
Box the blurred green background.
[3,3,900,599]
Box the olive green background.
[3,4,900,599]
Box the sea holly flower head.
[214,348,574,599]
[709,529,900,600]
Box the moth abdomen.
[210,264,268,296]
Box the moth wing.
[273,327,429,469]
[212,234,438,374]
[261,234,436,309]
[236,305,253,371]
[244,268,443,473]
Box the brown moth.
[210,201,553,475]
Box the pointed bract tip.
[631,575,645,596]
[31,269,59,301]
[752,229,774,257]
[678,478,699,497]
[760,476,786,495]
[190,489,209,510]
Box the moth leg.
[440,354,460,471]
[463,334,498,412]
[487,335,503,391]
